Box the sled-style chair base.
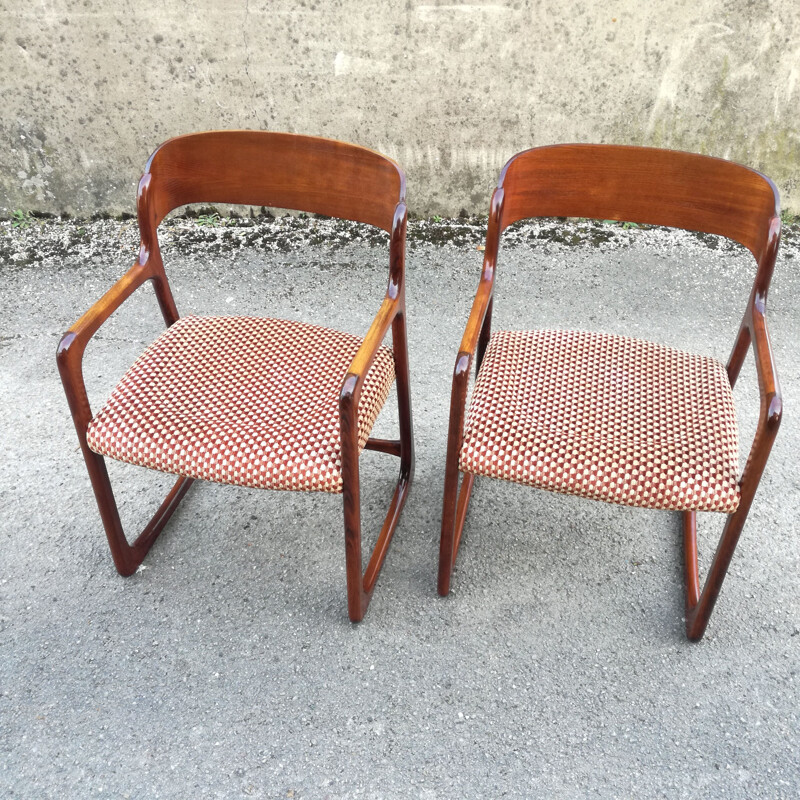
[58,131,414,622]
[439,144,782,640]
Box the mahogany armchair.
[438,144,782,640]
[58,131,414,622]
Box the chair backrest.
[497,144,779,263]
[138,131,405,234]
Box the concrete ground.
[1,216,798,798]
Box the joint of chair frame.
[751,215,781,289]
[56,330,94,432]
[487,185,505,228]
[751,288,768,317]
[445,352,473,459]
[388,202,408,292]
[754,391,783,448]
[391,201,407,233]
[454,351,472,381]
[339,373,361,416]
[449,352,473,427]
[56,329,81,369]
[386,272,404,302]
[136,172,169,260]
[364,438,403,457]
[735,388,782,501]
[766,393,783,430]
[736,352,782,497]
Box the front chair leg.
[342,454,368,621]
[83,449,193,576]
[340,370,414,622]
[342,457,412,622]
[682,506,751,641]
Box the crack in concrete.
[241,0,257,122]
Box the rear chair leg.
[438,470,475,596]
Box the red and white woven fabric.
[86,315,395,493]
[459,329,740,512]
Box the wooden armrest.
[455,273,494,376]
[749,306,781,420]
[56,259,158,432]
[340,294,400,410]
[736,307,781,497]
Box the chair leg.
[341,323,414,622]
[682,505,751,641]
[343,459,413,622]
[438,467,475,596]
[439,320,487,596]
[82,449,193,576]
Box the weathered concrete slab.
[1,217,799,797]
[2,1,800,216]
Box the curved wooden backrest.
[139,131,405,234]
[498,144,779,262]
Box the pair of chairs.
[58,131,782,640]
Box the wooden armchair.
[438,144,782,640]
[57,131,414,622]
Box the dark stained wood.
[140,131,403,238]
[58,131,414,621]
[683,281,782,639]
[439,144,782,640]
[364,438,403,457]
[499,144,778,264]
[437,187,503,595]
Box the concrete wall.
[2,0,799,217]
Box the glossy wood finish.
[439,144,782,640]
[58,131,414,621]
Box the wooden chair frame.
[438,144,782,640]
[57,131,414,622]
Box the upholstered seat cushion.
[459,329,740,512]
[86,315,395,493]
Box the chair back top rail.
[497,144,780,264]
[138,131,405,236]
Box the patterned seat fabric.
[459,329,740,512]
[87,315,396,493]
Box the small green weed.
[196,212,222,227]
[780,209,796,227]
[11,210,32,229]
[432,215,443,223]
[601,219,639,229]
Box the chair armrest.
[56,259,157,433]
[455,271,495,375]
[736,306,782,505]
[749,306,781,419]
[451,186,504,403]
[340,294,400,410]
[340,199,407,410]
